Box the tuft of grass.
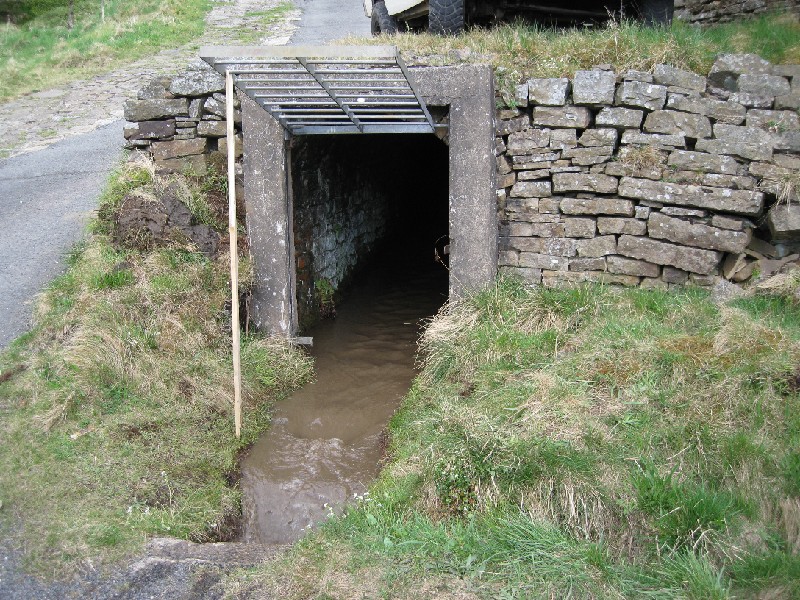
[0,161,313,574]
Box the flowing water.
[240,248,447,543]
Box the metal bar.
[299,57,363,131]
[395,53,436,131]
[200,45,399,62]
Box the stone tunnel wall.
[495,54,800,289]
[675,0,800,25]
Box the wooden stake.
[226,70,243,439]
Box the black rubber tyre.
[429,0,464,35]
[639,0,674,26]
[371,1,398,35]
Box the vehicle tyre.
[429,0,464,35]
[371,1,398,35]
[639,0,674,26]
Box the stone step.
[144,538,285,567]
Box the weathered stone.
[197,120,227,137]
[169,64,225,97]
[124,98,189,122]
[505,222,565,237]
[577,235,617,257]
[496,115,530,135]
[507,129,551,154]
[708,53,772,91]
[533,106,591,129]
[778,130,800,152]
[511,180,552,198]
[538,198,561,213]
[542,270,640,287]
[578,128,618,147]
[597,217,647,236]
[662,265,689,283]
[512,151,560,168]
[648,212,751,253]
[572,70,617,105]
[689,273,719,286]
[604,161,663,180]
[528,78,570,106]
[660,207,706,217]
[501,266,542,283]
[550,129,578,150]
[498,250,519,267]
[218,135,243,159]
[775,93,800,110]
[497,172,516,189]
[188,98,203,119]
[621,131,685,148]
[695,124,775,161]
[515,83,529,108]
[722,253,748,279]
[618,177,764,216]
[517,170,551,180]
[640,278,669,289]
[151,138,207,161]
[617,235,722,274]
[595,107,644,129]
[562,146,614,165]
[498,108,523,120]
[505,237,577,256]
[497,154,512,175]
[203,96,226,118]
[123,120,176,140]
[155,154,208,175]
[747,109,800,132]
[711,215,747,231]
[653,64,707,92]
[495,137,506,155]
[552,173,618,194]
[737,74,791,97]
[624,70,653,83]
[667,150,739,174]
[505,198,539,220]
[560,197,634,216]
[564,218,596,238]
[137,76,174,100]
[767,204,800,240]
[615,81,667,111]
[665,94,746,125]
[729,92,774,108]
[702,174,755,190]
[607,255,660,277]
[635,206,651,219]
[519,253,569,270]
[569,257,606,271]
[644,110,712,139]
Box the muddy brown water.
[240,249,447,544]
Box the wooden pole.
[226,70,243,439]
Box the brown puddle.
[240,248,447,544]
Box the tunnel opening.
[290,133,450,330]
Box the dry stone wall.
[496,54,800,289]
[675,0,800,24]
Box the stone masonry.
[675,0,800,25]
[496,54,800,289]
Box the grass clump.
[0,160,313,574]
[0,0,210,101]
[238,277,800,598]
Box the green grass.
[233,277,800,598]
[0,0,211,101]
[0,161,313,574]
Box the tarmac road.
[0,1,370,350]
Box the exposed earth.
[0,0,369,597]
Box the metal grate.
[200,45,437,135]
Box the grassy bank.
[347,12,800,81]
[0,0,210,101]
[235,278,800,598]
[0,160,312,574]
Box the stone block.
[624,70,653,83]
[218,134,243,159]
[137,76,174,100]
[498,250,519,267]
[542,270,640,287]
[506,222,566,237]
[620,131,685,148]
[662,265,688,284]
[667,150,739,174]
[528,78,570,105]
[552,173,618,194]
[569,257,607,271]
[550,129,578,150]
[653,64,707,91]
[505,198,539,220]
[615,81,667,111]
[775,93,800,111]
[708,53,772,91]
[497,154,512,175]
[737,74,791,97]
[501,266,542,283]
[124,119,176,140]
[533,106,591,129]
[640,278,669,289]
[507,237,577,256]
[562,146,614,165]
[618,177,764,216]
[151,138,207,161]
[518,170,551,180]
[124,98,189,122]
[578,128,618,147]
[497,172,516,189]
[597,217,647,236]
[197,120,228,137]
[607,255,660,277]
[702,174,755,190]
[617,235,722,274]
[648,212,751,253]
[665,94,746,125]
[572,70,617,105]
[155,154,208,175]
[778,130,800,152]
[711,215,747,231]
[595,108,644,130]
[577,235,616,257]
[695,124,775,161]
[660,206,706,217]
[496,115,530,135]
[560,198,634,216]
[746,109,800,132]
[644,110,712,139]
[519,253,569,270]
[511,180,552,198]
[507,129,551,154]
[515,83,529,108]
[538,198,561,213]
[169,64,225,97]
[766,204,800,240]
[564,218,596,238]
[729,92,774,108]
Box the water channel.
[240,244,448,543]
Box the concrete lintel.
[409,65,498,299]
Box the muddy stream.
[240,247,447,543]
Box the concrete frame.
[242,64,497,336]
